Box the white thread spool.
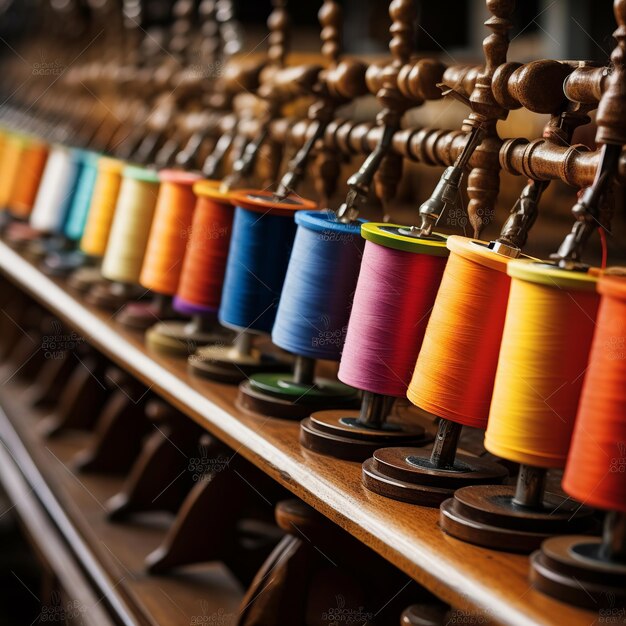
[29,146,80,233]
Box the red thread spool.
[174,180,234,315]
[563,274,626,513]
[139,169,201,296]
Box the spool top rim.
[158,168,202,185]
[193,179,231,202]
[81,150,103,167]
[230,189,316,216]
[122,165,160,183]
[507,259,599,291]
[362,223,449,256]
[97,156,125,174]
[295,209,364,234]
[70,147,94,162]
[447,236,519,273]
[598,273,626,299]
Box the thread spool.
[563,275,626,509]
[174,181,234,315]
[238,210,365,420]
[190,190,315,384]
[41,151,102,278]
[140,169,201,295]
[7,138,49,220]
[65,157,125,294]
[440,261,599,551]
[63,151,101,242]
[140,170,234,354]
[531,274,626,609]
[101,166,160,284]
[0,134,26,211]
[29,147,84,234]
[146,181,234,357]
[409,236,514,428]
[80,157,124,257]
[88,166,159,312]
[273,211,366,360]
[360,236,511,500]
[301,224,447,460]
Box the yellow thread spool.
[484,261,600,468]
[139,169,201,296]
[8,139,49,219]
[0,134,26,210]
[80,157,124,257]
[101,166,160,284]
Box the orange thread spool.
[563,274,626,512]
[174,180,234,314]
[8,139,49,219]
[80,157,124,257]
[408,236,514,428]
[139,170,201,296]
[0,135,26,210]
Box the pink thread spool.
[338,224,448,397]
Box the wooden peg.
[72,367,151,474]
[39,349,110,438]
[106,400,202,520]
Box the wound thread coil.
[63,151,100,241]
[29,146,83,234]
[174,181,234,316]
[563,275,626,512]
[139,169,201,296]
[339,224,448,397]
[7,138,48,219]
[484,261,599,468]
[79,157,124,257]
[0,134,26,211]
[218,190,315,334]
[272,210,365,361]
[101,166,160,284]
[408,236,514,427]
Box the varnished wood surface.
[0,240,599,626]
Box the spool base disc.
[41,249,85,277]
[530,535,626,609]
[67,266,105,294]
[237,377,360,420]
[188,344,291,384]
[300,410,433,461]
[362,448,508,508]
[4,221,42,250]
[115,301,178,330]
[439,484,595,552]
[85,282,138,311]
[145,321,230,357]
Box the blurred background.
[0,0,623,263]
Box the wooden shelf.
[0,240,598,626]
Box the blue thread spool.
[218,192,311,334]
[63,151,100,241]
[189,190,316,385]
[272,210,365,360]
[237,210,363,419]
